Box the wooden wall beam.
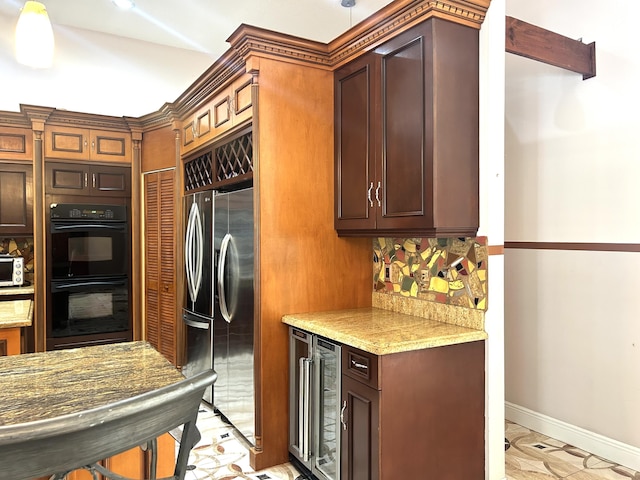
[506,16,596,80]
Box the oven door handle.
[51,224,127,231]
[52,280,127,291]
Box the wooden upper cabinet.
[0,127,33,161]
[0,162,33,235]
[335,18,480,238]
[45,125,132,163]
[45,161,131,197]
[181,73,253,156]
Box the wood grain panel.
[506,16,596,80]
[0,126,33,161]
[141,126,176,174]
[251,56,372,470]
[0,328,21,355]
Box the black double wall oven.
[47,201,132,350]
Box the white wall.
[505,0,640,470]
[478,0,505,478]
[0,13,214,117]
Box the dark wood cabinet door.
[334,19,479,237]
[376,24,432,231]
[46,162,131,197]
[334,54,377,232]
[92,165,131,195]
[341,375,379,480]
[0,163,33,235]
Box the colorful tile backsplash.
[373,237,488,310]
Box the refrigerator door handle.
[183,315,210,330]
[217,232,232,323]
[192,204,204,298]
[185,202,197,303]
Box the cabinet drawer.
[342,345,379,390]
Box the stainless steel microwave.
[0,255,24,287]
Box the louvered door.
[144,169,178,365]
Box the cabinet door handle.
[84,173,88,188]
[375,181,381,207]
[92,173,96,189]
[91,140,95,151]
[367,182,374,207]
[340,400,347,430]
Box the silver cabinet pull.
[83,172,88,188]
[92,173,96,189]
[340,400,347,430]
[375,181,381,207]
[367,182,374,207]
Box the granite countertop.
[283,307,487,355]
[0,285,35,296]
[0,299,33,328]
[0,341,184,426]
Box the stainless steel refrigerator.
[182,190,215,403]
[213,187,255,445]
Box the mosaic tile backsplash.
[373,237,488,310]
[0,237,34,284]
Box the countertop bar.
[0,341,184,426]
[0,285,35,296]
[282,307,487,355]
[0,299,33,328]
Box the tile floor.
[181,406,639,480]
[505,421,639,479]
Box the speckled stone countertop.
[0,285,35,296]
[0,341,184,426]
[282,307,487,355]
[0,299,33,328]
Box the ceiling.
[0,0,395,58]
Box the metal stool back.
[0,369,216,480]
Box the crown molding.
[224,0,491,72]
[172,0,491,115]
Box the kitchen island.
[283,297,487,479]
[0,341,214,480]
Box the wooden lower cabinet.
[32,432,176,480]
[0,328,21,356]
[341,341,485,480]
[341,375,380,480]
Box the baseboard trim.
[505,402,640,472]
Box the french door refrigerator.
[213,187,255,445]
[183,190,215,403]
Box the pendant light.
[14,1,54,68]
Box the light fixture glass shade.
[111,0,135,10]
[15,1,54,68]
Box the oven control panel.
[50,203,127,221]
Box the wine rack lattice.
[184,151,213,191]
[215,132,253,182]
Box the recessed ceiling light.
[111,0,134,10]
